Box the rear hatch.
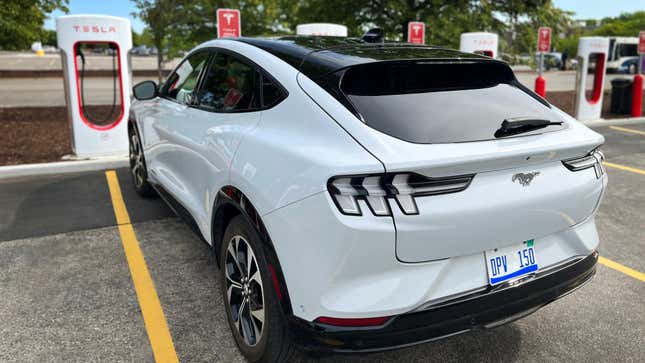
[311,58,606,262]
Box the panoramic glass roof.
[235,36,494,78]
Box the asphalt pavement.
[0,126,643,362]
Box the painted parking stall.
[1,122,644,361]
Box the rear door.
[304,60,606,263]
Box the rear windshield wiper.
[495,118,563,138]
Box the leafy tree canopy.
[592,11,645,36]
[0,0,68,50]
[132,0,575,61]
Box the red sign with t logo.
[407,22,425,44]
[537,27,551,53]
[217,8,241,38]
[639,31,645,54]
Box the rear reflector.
[315,316,391,327]
[267,264,283,301]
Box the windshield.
[617,43,637,58]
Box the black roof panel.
[235,36,493,79]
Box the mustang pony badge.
[512,171,540,187]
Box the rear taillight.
[562,149,605,179]
[328,173,474,217]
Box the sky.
[45,0,645,34]
[553,0,645,20]
[45,0,145,33]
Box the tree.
[133,0,286,81]
[592,11,645,36]
[0,0,68,50]
[42,29,58,46]
[132,0,187,82]
[132,0,576,75]
[506,1,573,57]
[280,0,571,53]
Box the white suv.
[129,36,606,362]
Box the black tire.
[629,63,637,75]
[128,124,155,198]
[220,215,296,363]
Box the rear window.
[340,61,564,144]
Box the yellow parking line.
[603,161,645,176]
[105,170,179,363]
[598,256,645,282]
[609,125,645,136]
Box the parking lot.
[0,125,644,362]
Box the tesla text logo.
[537,27,551,52]
[217,8,241,38]
[512,172,540,187]
[73,25,117,33]
[473,39,494,46]
[407,22,425,44]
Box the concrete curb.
[0,155,128,180]
[583,116,645,127]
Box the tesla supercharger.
[574,37,609,121]
[56,15,132,157]
[296,23,348,37]
[460,32,498,58]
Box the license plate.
[485,240,538,286]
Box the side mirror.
[133,80,158,101]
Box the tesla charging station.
[460,32,498,58]
[56,15,132,157]
[296,23,348,37]
[574,37,609,121]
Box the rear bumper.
[288,251,598,353]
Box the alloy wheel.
[129,131,145,188]
[225,235,265,347]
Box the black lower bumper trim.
[288,251,598,353]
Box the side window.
[260,73,285,108]
[163,52,209,105]
[196,53,260,112]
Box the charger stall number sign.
[407,22,425,44]
[217,8,241,38]
[537,27,551,53]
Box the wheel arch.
[212,185,293,315]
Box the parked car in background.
[129,36,606,362]
[535,52,563,70]
[131,45,151,56]
[606,37,638,73]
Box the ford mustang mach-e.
[129,36,606,362]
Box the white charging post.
[296,23,348,37]
[459,32,498,58]
[574,37,609,121]
[56,15,132,157]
